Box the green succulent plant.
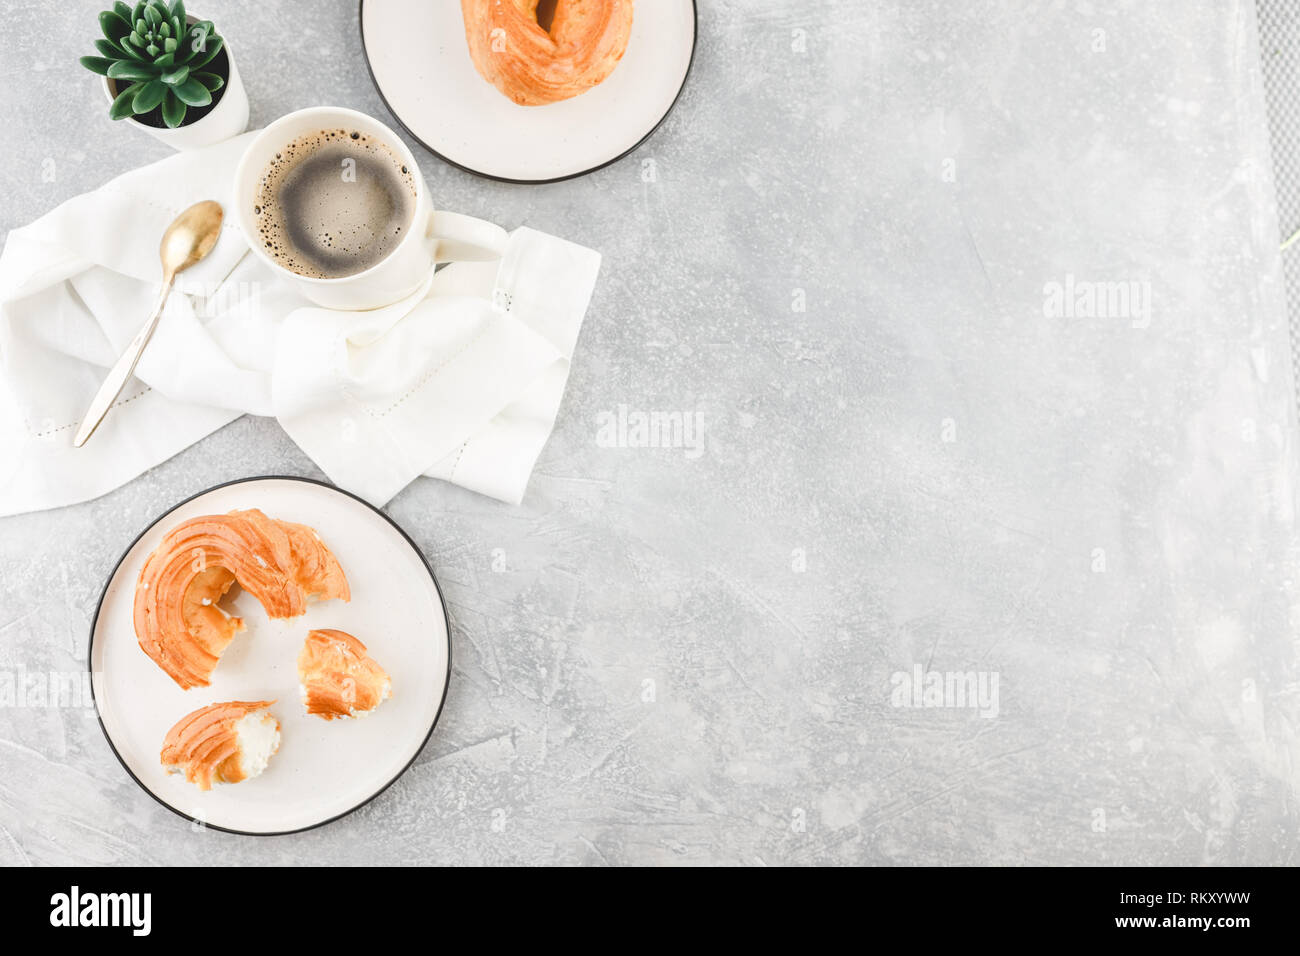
[79,1,226,129]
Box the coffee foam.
[253,129,418,280]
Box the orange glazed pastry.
[460,0,634,106]
[134,509,350,689]
[160,700,281,791]
[297,628,392,720]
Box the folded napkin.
[0,132,600,516]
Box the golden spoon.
[73,200,224,448]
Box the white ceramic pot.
[100,21,249,151]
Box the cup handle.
[427,210,509,263]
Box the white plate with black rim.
[359,0,697,183]
[88,476,451,835]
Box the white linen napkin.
[0,132,600,516]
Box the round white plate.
[359,0,697,182]
[89,477,451,835]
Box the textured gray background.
[2,0,1299,865]
[1258,0,1300,404]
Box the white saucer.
[359,0,697,183]
[88,477,451,835]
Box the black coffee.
[253,129,417,280]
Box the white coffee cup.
[233,106,507,310]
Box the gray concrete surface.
[1257,0,1300,408]
[2,0,1299,865]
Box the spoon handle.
[73,273,176,448]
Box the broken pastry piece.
[297,629,392,720]
[160,700,281,791]
[134,509,350,689]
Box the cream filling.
[234,711,281,780]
